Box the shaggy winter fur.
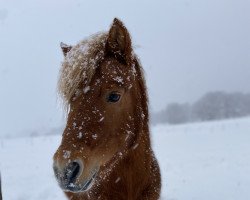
[57,32,146,110]
[58,33,107,107]
[54,18,161,200]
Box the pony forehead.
[58,32,108,106]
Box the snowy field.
[0,117,250,200]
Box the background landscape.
[0,0,249,199]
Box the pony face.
[53,19,145,193]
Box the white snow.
[153,117,250,200]
[113,76,124,84]
[0,117,250,200]
[63,150,71,159]
[60,42,71,49]
[132,143,139,150]
[83,86,90,94]
[92,134,98,140]
[77,132,83,139]
[115,177,121,183]
[99,117,104,122]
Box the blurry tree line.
[152,91,250,125]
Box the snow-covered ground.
[0,117,250,200]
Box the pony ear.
[60,42,72,56]
[106,18,133,64]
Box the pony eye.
[107,92,121,103]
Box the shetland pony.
[53,18,161,200]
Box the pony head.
[53,18,148,194]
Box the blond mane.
[58,32,108,107]
[57,32,146,112]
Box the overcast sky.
[0,0,249,136]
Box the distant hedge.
[153,91,250,124]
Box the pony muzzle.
[53,160,98,193]
[54,160,83,192]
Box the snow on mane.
[58,32,107,107]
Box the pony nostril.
[65,161,81,184]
